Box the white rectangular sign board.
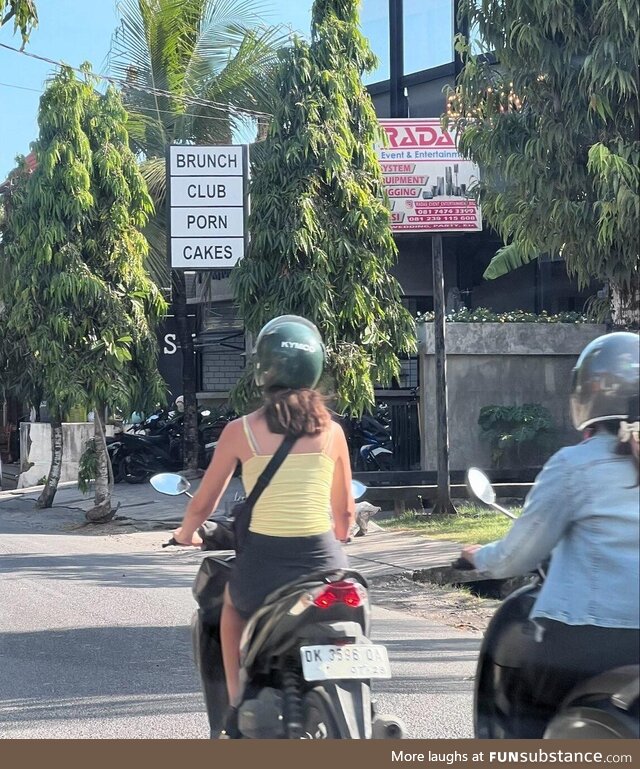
[376,119,482,233]
[167,145,248,268]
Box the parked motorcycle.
[458,467,639,739]
[339,411,394,471]
[152,473,406,739]
[108,407,234,483]
[108,430,183,483]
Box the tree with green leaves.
[0,159,58,507]
[0,0,37,44]
[2,66,166,518]
[446,0,639,322]
[231,0,416,415]
[109,0,286,473]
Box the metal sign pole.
[432,234,456,515]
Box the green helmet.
[254,315,325,390]
[570,332,639,431]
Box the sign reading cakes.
[167,145,248,268]
[376,119,482,233]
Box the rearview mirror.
[351,479,367,501]
[150,472,191,496]
[466,467,496,506]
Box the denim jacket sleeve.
[472,449,576,579]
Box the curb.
[0,480,79,501]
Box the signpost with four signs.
[167,145,248,270]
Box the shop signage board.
[167,145,248,269]
[376,119,482,233]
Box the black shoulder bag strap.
[232,434,297,551]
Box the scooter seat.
[137,434,169,444]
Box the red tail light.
[313,581,366,609]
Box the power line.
[0,78,261,126]
[0,81,42,94]
[0,42,273,120]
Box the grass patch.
[379,503,519,545]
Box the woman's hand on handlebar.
[171,526,203,547]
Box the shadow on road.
[0,550,202,589]
[0,624,203,724]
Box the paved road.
[0,498,478,739]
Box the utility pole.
[431,235,456,514]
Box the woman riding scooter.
[171,315,355,736]
[461,331,639,737]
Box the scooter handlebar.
[162,519,237,551]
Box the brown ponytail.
[263,387,331,437]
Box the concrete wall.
[417,323,606,471]
[18,422,115,488]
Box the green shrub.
[78,438,99,494]
[416,307,593,324]
[479,404,556,467]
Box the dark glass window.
[402,296,434,316]
[403,0,454,74]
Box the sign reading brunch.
[376,119,482,233]
[167,145,248,269]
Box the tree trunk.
[86,407,116,522]
[173,270,200,476]
[611,283,639,328]
[35,412,63,509]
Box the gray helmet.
[254,315,325,390]
[570,332,639,431]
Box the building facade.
[175,1,595,470]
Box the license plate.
[300,644,392,681]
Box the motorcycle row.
[106,406,235,484]
[151,467,639,740]
[108,405,395,484]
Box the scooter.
[459,467,640,739]
[108,407,233,482]
[151,473,406,740]
[340,413,394,471]
[108,429,183,483]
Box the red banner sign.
[377,119,482,233]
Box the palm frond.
[483,242,537,280]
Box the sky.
[0,1,320,180]
[0,1,457,180]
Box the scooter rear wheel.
[302,689,341,739]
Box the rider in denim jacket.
[462,332,639,719]
[471,431,639,628]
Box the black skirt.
[228,530,348,619]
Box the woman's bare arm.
[330,422,356,541]
[174,420,242,543]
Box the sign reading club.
[168,145,247,268]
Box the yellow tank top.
[242,417,335,537]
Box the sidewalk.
[0,479,461,578]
